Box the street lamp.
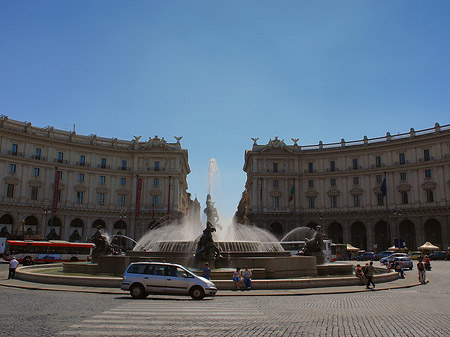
[43,204,51,240]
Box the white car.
[120,262,217,300]
[380,253,408,265]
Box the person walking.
[417,258,426,284]
[365,261,375,289]
[8,256,19,279]
[242,266,252,290]
[232,267,242,290]
[202,262,211,280]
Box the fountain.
[96,159,319,278]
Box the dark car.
[355,251,376,261]
[376,250,393,260]
[428,251,449,260]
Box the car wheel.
[69,257,78,262]
[190,286,205,300]
[130,284,146,299]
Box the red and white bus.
[3,240,93,264]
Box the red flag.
[52,171,61,216]
[136,178,142,220]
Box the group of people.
[201,263,253,290]
[386,260,405,278]
[233,266,253,290]
[354,261,376,289]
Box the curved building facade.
[0,116,190,245]
[239,124,450,251]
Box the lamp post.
[42,204,51,240]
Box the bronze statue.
[300,226,324,255]
[90,226,121,261]
[195,222,221,262]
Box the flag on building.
[381,178,387,197]
[288,184,295,202]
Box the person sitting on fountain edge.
[242,266,252,290]
[202,262,211,280]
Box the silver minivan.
[120,262,217,300]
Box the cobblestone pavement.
[1,261,450,336]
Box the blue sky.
[1,1,449,223]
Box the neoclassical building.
[0,116,190,244]
[237,123,450,251]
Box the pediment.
[305,189,318,197]
[327,188,341,197]
[269,189,282,197]
[28,179,43,187]
[95,186,109,194]
[350,187,363,195]
[116,187,130,195]
[4,176,20,184]
[150,189,162,196]
[74,184,88,192]
[421,181,437,190]
[397,183,411,192]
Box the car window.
[147,265,166,276]
[127,264,148,274]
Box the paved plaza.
[1,262,449,336]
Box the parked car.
[355,251,376,261]
[120,262,217,300]
[392,257,413,270]
[376,250,394,260]
[408,251,423,260]
[380,253,408,265]
[428,251,449,260]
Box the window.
[121,160,127,170]
[78,173,84,182]
[425,169,432,178]
[57,189,62,203]
[272,197,279,209]
[308,197,315,209]
[6,184,14,198]
[273,180,278,188]
[155,161,160,171]
[375,156,382,167]
[31,187,38,200]
[153,195,159,207]
[273,163,278,173]
[353,195,360,207]
[11,144,18,155]
[101,158,107,168]
[80,155,86,166]
[353,159,358,170]
[119,195,126,207]
[330,160,336,172]
[401,192,408,205]
[308,180,314,188]
[154,178,159,187]
[330,196,337,208]
[424,149,430,161]
[9,164,16,174]
[330,178,337,187]
[353,177,360,185]
[58,152,64,163]
[76,191,84,204]
[376,175,382,184]
[120,178,126,185]
[33,168,40,177]
[377,193,384,206]
[35,148,41,159]
[400,172,407,181]
[426,190,434,203]
[98,193,105,205]
[308,163,314,173]
[99,176,105,184]
[399,153,405,165]
[58,171,63,179]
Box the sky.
[1,1,449,223]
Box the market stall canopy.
[346,244,360,251]
[418,242,439,251]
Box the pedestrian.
[423,255,431,271]
[355,264,366,284]
[8,256,19,279]
[202,262,211,280]
[242,266,252,290]
[365,261,375,289]
[417,258,426,284]
[232,267,242,290]
[394,261,405,278]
